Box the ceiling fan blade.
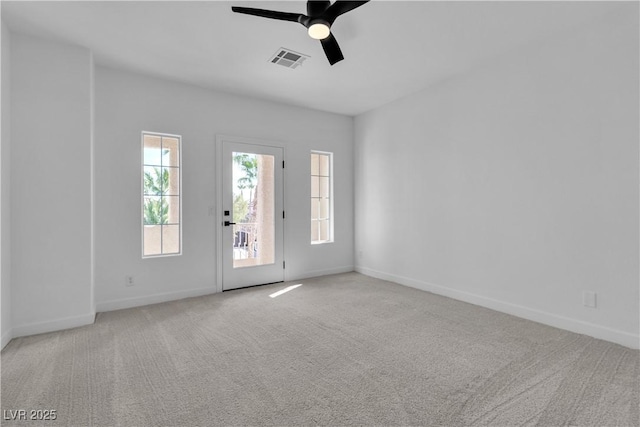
[324,1,369,23]
[307,1,331,17]
[320,33,344,65]
[231,7,304,23]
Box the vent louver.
[269,48,309,69]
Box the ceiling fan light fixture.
[231,1,371,65]
[308,22,330,40]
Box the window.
[142,132,181,257]
[311,151,333,244]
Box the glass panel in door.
[232,152,275,268]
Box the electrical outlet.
[125,276,134,287]
[583,291,597,308]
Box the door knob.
[224,221,236,226]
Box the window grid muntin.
[142,132,182,257]
[311,151,332,244]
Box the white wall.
[1,20,12,349]
[355,8,639,348]
[10,34,94,336]
[94,67,353,310]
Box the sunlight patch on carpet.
[269,284,302,298]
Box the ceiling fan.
[231,1,370,66]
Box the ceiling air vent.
[269,48,309,69]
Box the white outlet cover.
[583,291,597,308]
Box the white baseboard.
[12,312,96,339]
[97,268,356,312]
[1,328,13,350]
[96,286,217,312]
[356,266,640,350]
[287,265,354,282]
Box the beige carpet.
[1,272,638,426]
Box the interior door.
[220,140,284,290]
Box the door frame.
[215,134,287,292]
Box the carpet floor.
[1,272,638,426]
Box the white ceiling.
[1,1,621,116]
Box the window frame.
[141,131,183,258]
[310,150,334,245]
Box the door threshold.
[223,280,284,292]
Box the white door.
[220,140,284,290]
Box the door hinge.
[282,160,285,168]
[283,261,286,269]
[283,211,285,219]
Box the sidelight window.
[311,151,333,244]
[142,132,181,257]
